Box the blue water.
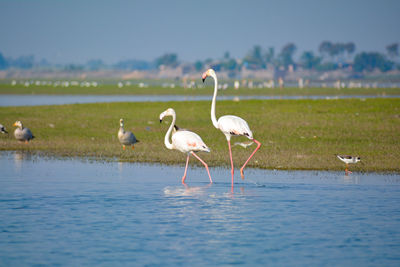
[1,151,400,266]
[0,94,399,106]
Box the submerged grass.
[1,84,400,96]
[0,98,399,173]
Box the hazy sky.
[0,0,399,64]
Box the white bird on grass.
[0,124,8,134]
[13,121,34,143]
[202,69,261,186]
[234,141,254,148]
[336,155,361,175]
[160,108,212,184]
[118,118,138,150]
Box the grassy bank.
[0,98,399,172]
[1,84,400,96]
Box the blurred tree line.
[237,41,398,73]
[0,41,398,73]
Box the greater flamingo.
[160,108,212,184]
[202,69,261,185]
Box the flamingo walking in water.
[160,108,212,184]
[202,69,261,185]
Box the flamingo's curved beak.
[202,72,208,83]
[159,111,166,123]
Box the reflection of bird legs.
[182,181,212,190]
[345,163,352,175]
[182,181,213,197]
[131,145,135,150]
[240,139,261,179]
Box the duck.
[13,121,34,143]
[118,118,138,150]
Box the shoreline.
[2,150,399,175]
[1,98,399,173]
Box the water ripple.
[0,152,400,266]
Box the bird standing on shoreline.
[202,69,261,186]
[160,108,212,184]
[118,118,138,150]
[336,155,361,175]
[13,121,34,143]
[0,124,8,134]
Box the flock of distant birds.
[1,69,361,183]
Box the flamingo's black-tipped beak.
[159,119,162,123]
[201,71,208,83]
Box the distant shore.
[1,84,400,96]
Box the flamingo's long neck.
[210,73,219,129]
[164,112,175,150]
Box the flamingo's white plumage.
[160,108,212,184]
[118,118,138,150]
[202,69,261,185]
[13,121,34,143]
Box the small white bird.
[202,69,261,185]
[13,121,34,143]
[0,124,8,134]
[336,155,361,175]
[118,118,138,150]
[234,141,254,148]
[160,108,212,184]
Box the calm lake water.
[0,94,399,106]
[1,151,400,266]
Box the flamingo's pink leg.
[240,139,261,179]
[182,154,190,184]
[228,140,234,186]
[191,151,213,183]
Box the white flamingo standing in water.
[202,69,261,185]
[160,108,212,184]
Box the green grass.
[1,98,399,173]
[1,84,400,96]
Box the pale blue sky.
[0,0,399,64]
